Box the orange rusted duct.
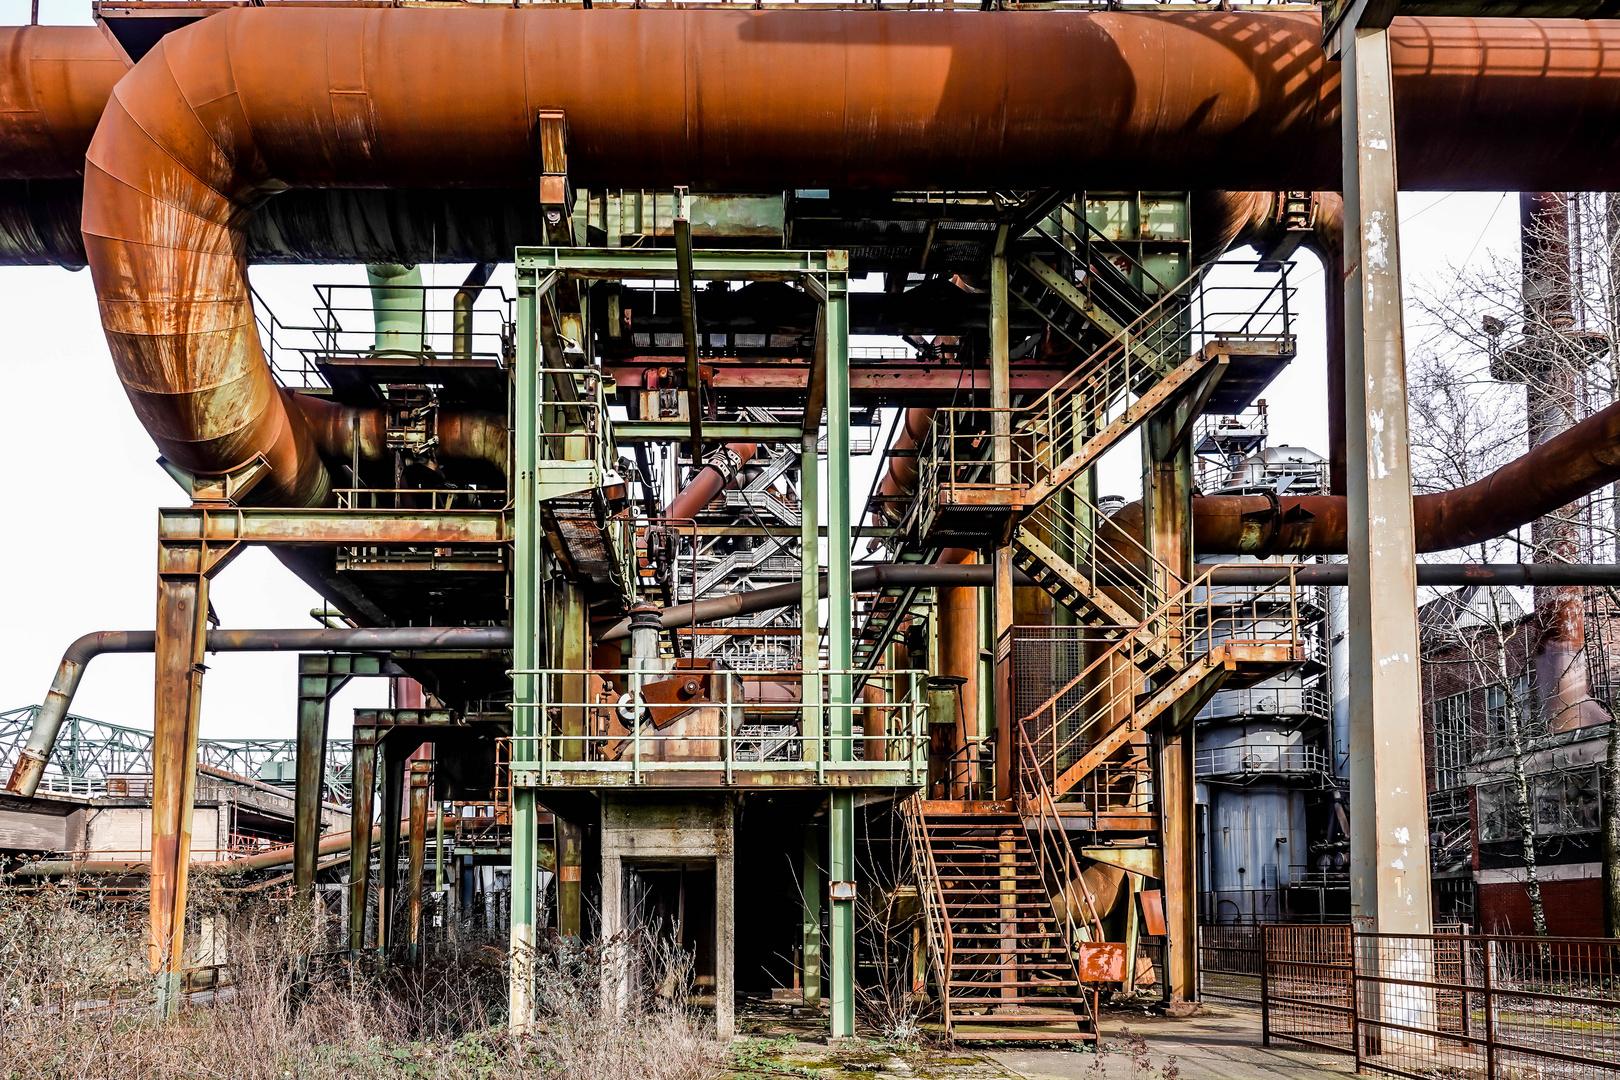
[666,443,758,522]
[67,8,1620,504]
[296,396,509,474]
[0,26,126,180]
[1170,396,1620,554]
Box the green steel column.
[293,656,332,911]
[802,823,822,1007]
[295,655,351,910]
[378,744,405,953]
[348,728,378,954]
[801,431,821,767]
[824,254,856,1041]
[509,271,542,1034]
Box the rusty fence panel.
[1199,923,1263,1006]
[1264,931,1620,1080]
[1354,933,1620,1080]
[1260,924,1356,1053]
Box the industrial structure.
[8,0,1620,1049]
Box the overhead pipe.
[0,26,127,181]
[11,814,437,878]
[295,396,509,475]
[74,9,1620,509]
[1179,392,1620,555]
[596,562,998,641]
[453,262,497,359]
[666,442,758,522]
[6,626,511,798]
[599,560,1620,642]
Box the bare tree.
[1409,192,1620,934]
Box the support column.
[294,655,353,910]
[802,822,822,1008]
[150,534,237,1017]
[510,271,543,1032]
[1340,21,1434,939]
[348,727,378,954]
[801,429,821,765]
[824,254,856,1042]
[990,242,1016,801]
[1146,402,1195,1005]
[407,760,430,963]
[557,817,583,938]
[378,742,405,953]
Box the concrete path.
[990,1005,1355,1080]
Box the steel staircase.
[1020,566,1307,803]
[905,795,1100,1044]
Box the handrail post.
[1261,925,1272,1047]
[1483,938,1496,1080]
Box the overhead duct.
[68,8,1620,508]
[6,626,511,798]
[1155,394,1620,555]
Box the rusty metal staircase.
[1020,567,1307,803]
[905,796,1101,1044]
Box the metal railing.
[899,794,953,1019]
[1195,744,1336,783]
[334,488,504,511]
[1263,928,1620,1080]
[503,667,927,785]
[1019,565,1305,797]
[918,261,1294,519]
[1015,736,1103,1028]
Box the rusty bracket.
[158,453,271,507]
[536,108,573,246]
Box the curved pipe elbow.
[7,631,156,797]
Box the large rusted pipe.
[6,626,511,798]
[596,562,998,641]
[666,443,758,522]
[295,396,509,474]
[0,26,127,181]
[75,9,1620,508]
[1159,394,1620,555]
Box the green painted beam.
[517,246,829,280]
[613,422,804,444]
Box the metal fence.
[1199,923,1264,1005]
[1262,928,1620,1079]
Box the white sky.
[0,0,1526,743]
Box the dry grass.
[0,878,721,1080]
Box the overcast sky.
[0,0,1525,743]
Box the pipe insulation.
[5,626,511,798]
[71,9,1620,507]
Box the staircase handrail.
[900,793,954,1014]
[1016,737,1103,1022]
[1024,564,1304,788]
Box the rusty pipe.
[453,262,497,360]
[294,396,508,474]
[6,626,512,798]
[0,26,127,180]
[6,631,157,800]
[596,562,1000,641]
[666,443,757,522]
[872,408,936,528]
[1161,393,1620,555]
[12,814,438,877]
[79,9,1620,509]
